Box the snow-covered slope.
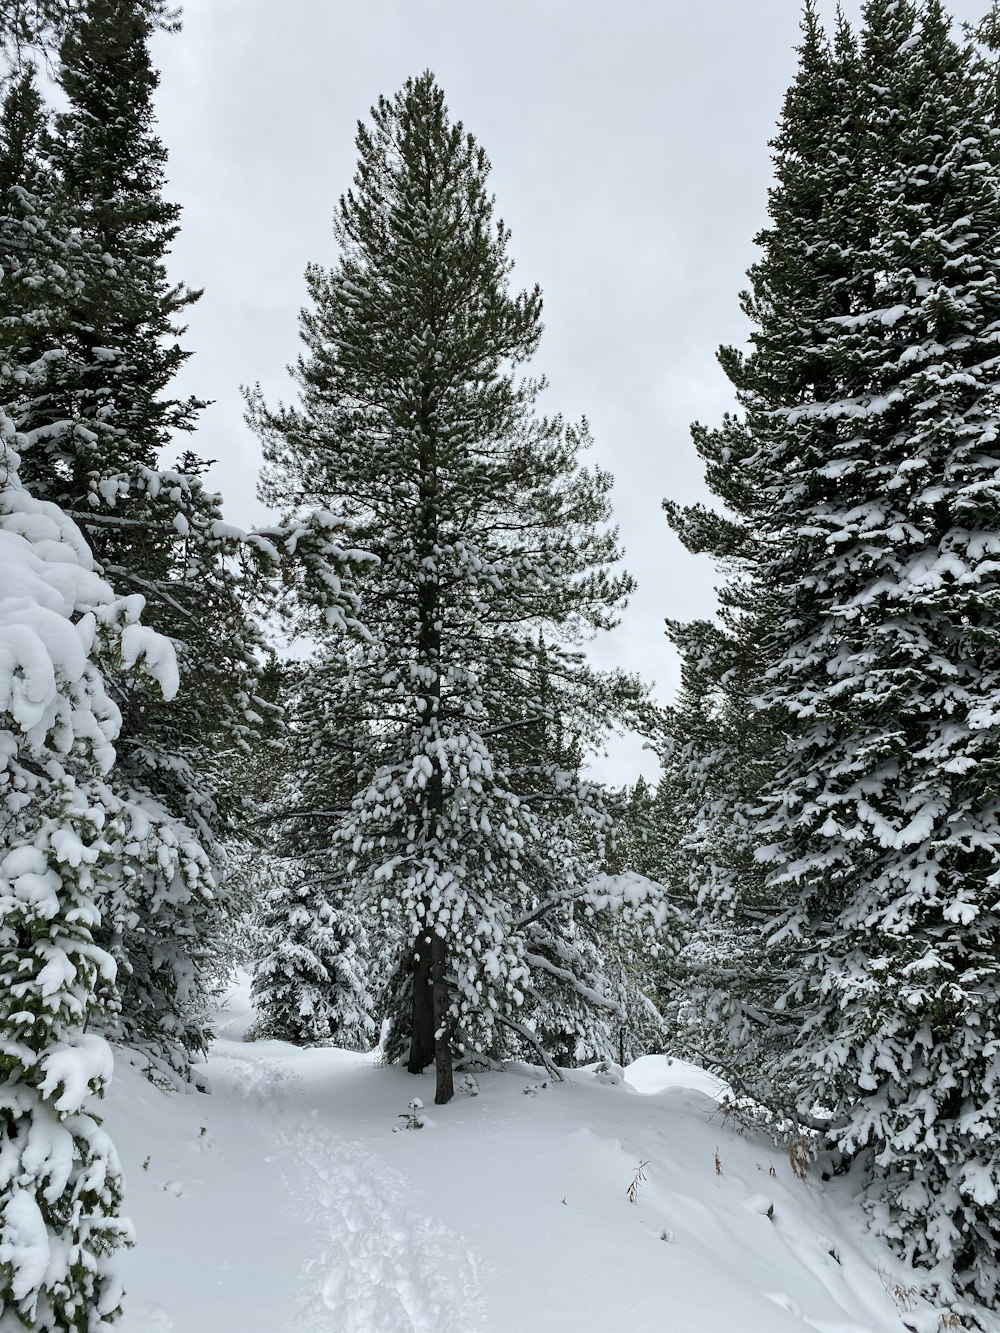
[106,979,996,1333]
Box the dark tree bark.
[408,931,435,1073]
[431,932,454,1104]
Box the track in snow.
[213,1049,487,1333]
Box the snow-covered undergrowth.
[106,977,999,1333]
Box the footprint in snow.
[128,1301,174,1330]
[219,1047,486,1333]
[287,1123,486,1333]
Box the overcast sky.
[148,0,986,785]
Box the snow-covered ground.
[106,977,994,1333]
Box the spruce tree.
[249,72,654,1103]
[250,658,377,1049]
[662,1,867,1117]
[0,0,174,64]
[0,0,270,1074]
[764,3,1000,1303]
[0,175,180,1328]
[669,0,1000,1305]
[0,439,134,1332]
[250,876,374,1049]
[604,778,657,879]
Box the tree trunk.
[431,931,453,1104]
[407,927,435,1073]
[414,274,453,1101]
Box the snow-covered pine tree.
[661,2,868,1117]
[0,448,130,1333]
[0,179,180,1328]
[514,840,668,1072]
[758,2,1000,1304]
[0,0,174,64]
[250,874,374,1050]
[492,659,668,1071]
[0,0,271,1074]
[250,658,376,1049]
[249,72,656,1103]
[604,777,656,879]
[672,0,1000,1305]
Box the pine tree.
[250,657,377,1049]
[501,682,669,1071]
[34,0,201,468]
[670,0,1000,1305]
[0,449,133,1331]
[0,0,174,64]
[249,72,655,1103]
[0,178,179,1328]
[251,875,375,1049]
[761,2,1000,1303]
[604,777,657,878]
[651,627,795,1109]
[0,0,271,1074]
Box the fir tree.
[652,626,791,1109]
[662,0,867,1118]
[0,453,132,1333]
[250,658,377,1049]
[761,2,1000,1303]
[0,0,175,65]
[0,64,42,191]
[604,777,657,879]
[0,0,271,1074]
[35,0,202,472]
[249,72,655,1103]
[0,179,178,1327]
[251,874,374,1049]
[670,0,1000,1305]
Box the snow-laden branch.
[494,1015,564,1083]
[523,952,621,1013]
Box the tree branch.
[494,1015,564,1082]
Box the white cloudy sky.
[148,0,985,785]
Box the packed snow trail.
[113,1032,484,1333]
[209,1046,485,1333]
[105,980,1000,1333]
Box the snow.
[37,1034,115,1112]
[119,622,180,701]
[0,1191,49,1303]
[0,466,180,756]
[101,973,995,1333]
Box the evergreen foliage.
[251,872,374,1050]
[249,659,377,1049]
[667,0,1000,1305]
[0,445,134,1331]
[0,181,181,1323]
[604,777,657,879]
[660,3,865,1116]
[0,0,176,68]
[249,72,660,1103]
[0,0,271,1074]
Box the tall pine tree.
[663,1,868,1118]
[250,657,377,1050]
[0,0,174,64]
[0,156,182,1329]
[249,72,657,1103]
